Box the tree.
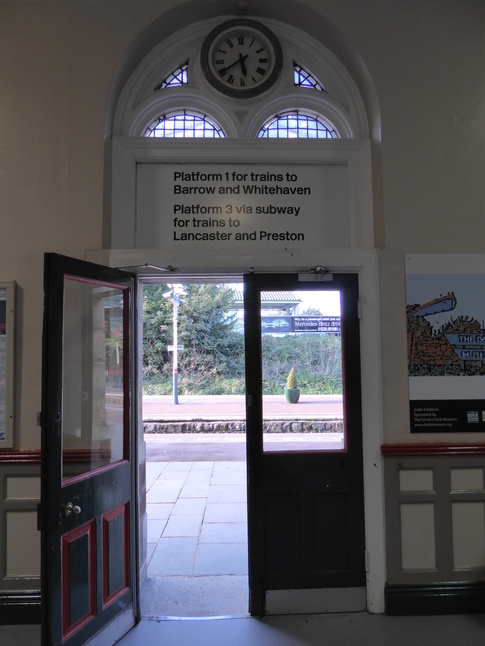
[143,283,244,393]
[143,283,173,380]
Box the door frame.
[87,247,386,614]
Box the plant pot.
[284,386,300,404]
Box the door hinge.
[357,299,362,320]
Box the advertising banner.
[261,315,341,335]
[406,254,485,433]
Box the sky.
[167,282,342,316]
[294,290,341,315]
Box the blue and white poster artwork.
[406,254,485,434]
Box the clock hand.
[238,53,248,76]
[219,53,249,77]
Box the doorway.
[40,256,373,645]
[140,279,249,618]
[139,272,362,618]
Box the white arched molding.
[113,15,369,139]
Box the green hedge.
[143,333,342,396]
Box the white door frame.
[87,247,386,614]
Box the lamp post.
[163,286,184,404]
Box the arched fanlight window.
[144,110,226,137]
[257,111,337,138]
[153,63,189,90]
[293,63,325,91]
[115,18,369,140]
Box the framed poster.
[0,282,15,447]
[406,255,485,434]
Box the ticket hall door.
[244,272,366,616]
[40,254,138,646]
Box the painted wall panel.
[6,511,41,577]
[451,469,484,492]
[400,503,436,570]
[5,476,41,500]
[399,470,434,493]
[452,502,485,569]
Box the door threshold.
[265,588,367,615]
[141,613,251,621]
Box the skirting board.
[385,582,485,616]
[0,591,41,624]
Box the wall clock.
[200,19,283,98]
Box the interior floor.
[4,613,485,646]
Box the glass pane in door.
[261,289,344,452]
[62,277,127,480]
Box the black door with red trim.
[40,254,137,645]
[244,272,366,616]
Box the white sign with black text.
[135,163,347,254]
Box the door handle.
[64,501,82,517]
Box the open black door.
[244,272,366,616]
[40,254,138,645]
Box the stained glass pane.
[144,111,225,138]
[154,63,189,90]
[294,64,324,91]
[258,112,337,139]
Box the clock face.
[201,19,283,98]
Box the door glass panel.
[62,276,127,480]
[262,289,344,452]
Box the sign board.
[261,316,341,335]
[135,162,347,254]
